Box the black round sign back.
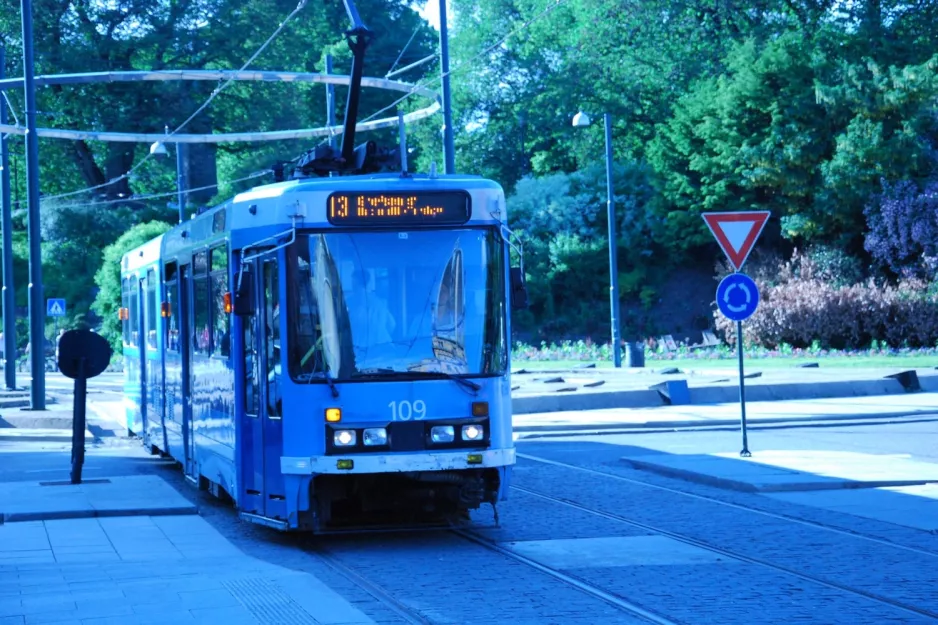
[58,330,112,379]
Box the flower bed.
[511,339,938,362]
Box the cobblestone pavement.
[4,427,938,624]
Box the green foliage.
[92,221,174,353]
[714,251,938,349]
[507,161,659,337]
[648,33,829,253]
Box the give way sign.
[701,211,771,272]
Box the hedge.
[714,276,938,349]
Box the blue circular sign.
[716,273,760,322]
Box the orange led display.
[327,191,471,226]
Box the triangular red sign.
[702,211,770,272]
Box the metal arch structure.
[0,70,440,143]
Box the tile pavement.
[0,515,375,624]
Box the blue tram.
[120,173,527,531]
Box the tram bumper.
[280,448,514,529]
[280,447,515,475]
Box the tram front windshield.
[287,229,507,381]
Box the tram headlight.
[334,430,357,447]
[362,428,387,446]
[430,425,455,443]
[461,424,484,441]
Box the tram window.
[165,280,179,352]
[146,270,158,350]
[264,259,282,417]
[209,245,229,358]
[194,251,208,275]
[193,277,210,355]
[211,273,230,358]
[211,246,228,274]
[242,263,259,416]
[164,261,177,282]
[128,287,139,348]
[121,278,130,346]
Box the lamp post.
[22,0,45,407]
[572,110,626,368]
[1,40,17,389]
[150,128,186,224]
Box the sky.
[415,0,448,31]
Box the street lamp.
[572,110,637,368]
[150,127,187,224]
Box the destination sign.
[327,191,471,226]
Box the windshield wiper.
[300,370,340,397]
[324,370,339,398]
[408,371,481,393]
[353,370,481,392]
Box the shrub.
[714,251,938,348]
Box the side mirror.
[510,267,529,310]
[234,271,255,316]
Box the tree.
[865,178,938,278]
[92,221,174,353]
[648,33,829,254]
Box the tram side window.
[165,280,179,352]
[146,269,158,350]
[128,284,139,348]
[193,251,210,356]
[210,245,229,358]
[164,262,179,352]
[121,278,130,346]
[264,259,282,417]
[242,262,259,416]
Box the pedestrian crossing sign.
[47,298,66,317]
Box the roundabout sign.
[0,70,440,143]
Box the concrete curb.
[618,456,933,493]
[511,375,934,414]
[512,409,938,433]
[0,429,94,443]
[1,505,198,524]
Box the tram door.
[179,264,196,478]
[240,252,286,520]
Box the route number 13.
[389,400,426,421]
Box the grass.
[511,355,938,370]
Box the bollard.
[70,357,87,484]
[58,330,111,485]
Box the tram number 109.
[388,400,427,421]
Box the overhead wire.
[286,0,570,167]
[36,0,310,203]
[296,0,570,162]
[24,0,569,205]
[37,169,271,212]
[386,25,421,78]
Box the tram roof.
[121,233,165,272]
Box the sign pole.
[702,210,770,459]
[736,318,750,457]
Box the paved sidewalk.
[0,515,375,624]
[618,448,938,532]
[513,392,938,432]
[0,472,375,624]
[0,475,196,523]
